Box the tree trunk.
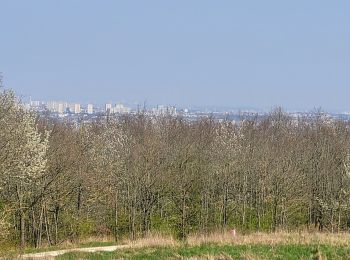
[44,204,52,246]
[20,208,25,249]
[38,203,44,248]
[17,184,25,249]
[181,190,186,240]
[53,204,59,245]
[222,185,228,229]
[114,190,118,242]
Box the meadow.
[57,244,350,260]
[9,231,350,259]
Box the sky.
[1,1,350,111]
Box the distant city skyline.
[1,1,350,111]
[25,96,350,116]
[24,97,350,126]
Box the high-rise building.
[152,105,177,116]
[29,100,41,108]
[46,101,68,113]
[58,103,65,114]
[168,106,177,116]
[87,104,93,114]
[74,104,81,114]
[105,103,112,113]
[114,104,131,114]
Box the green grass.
[57,244,350,259]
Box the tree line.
[1,87,350,248]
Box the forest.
[1,86,350,249]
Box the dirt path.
[22,245,130,259]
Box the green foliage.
[77,219,97,238]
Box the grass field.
[53,232,350,259]
[57,244,350,259]
[2,232,350,259]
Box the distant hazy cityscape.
[24,97,350,123]
[26,98,178,116]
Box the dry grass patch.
[187,231,350,247]
[115,231,350,249]
[122,233,179,248]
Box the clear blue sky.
[1,1,350,111]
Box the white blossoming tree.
[0,87,50,247]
